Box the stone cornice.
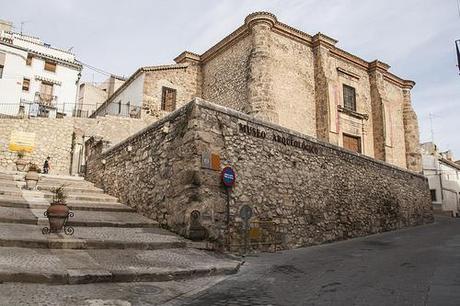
[175,12,415,89]
[200,25,250,63]
[174,51,201,64]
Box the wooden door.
[343,134,361,153]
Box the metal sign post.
[239,204,253,255]
[221,167,236,248]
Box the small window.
[44,60,56,72]
[343,134,361,153]
[0,65,3,79]
[22,78,30,91]
[118,100,122,114]
[26,54,33,66]
[161,87,177,112]
[343,84,356,111]
[430,189,437,202]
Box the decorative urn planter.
[15,158,28,172]
[42,185,74,235]
[25,164,39,190]
[46,203,70,232]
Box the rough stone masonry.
[86,98,433,252]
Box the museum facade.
[92,12,422,172]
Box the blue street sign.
[221,166,236,187]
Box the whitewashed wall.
[0,44,27,115]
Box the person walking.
[43,157,50,174]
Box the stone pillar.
[402,85,422,172]
[368,61,388,162]
[245,13,278,123]
[312,33,338,143]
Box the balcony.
[34,92,58,107]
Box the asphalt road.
[184,216,460,306]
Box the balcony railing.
[0,100,142,119]
[34,92,57,107]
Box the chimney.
[0,20,12,33]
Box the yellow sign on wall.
[8,131,36,152]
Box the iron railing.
[0,101,142,119]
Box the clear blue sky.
[2,0,459,156]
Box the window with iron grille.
[343,84,356,111]
[22,78,30,91]
[161,87,177,112]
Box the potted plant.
[15,151,28,172]
[44,185,73,234]
[24,163,40,190]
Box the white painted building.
[0,20,82,118]
[421,142,460,217]
[76,75,125,118]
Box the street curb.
[0,262,242,285]
[0,238,187,250]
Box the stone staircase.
[0,171,240,284]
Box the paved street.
[2,216,460,305]
[184,216,460,306]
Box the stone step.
[0,206,157,228]
[39,174,85,181]
[0,173,24,181]
[0,196,135,213]
[37,181,95,188]
[42,192,118,203]
[0,175,14,181]
[38,185,104,194]
[0,187,23,197]
[0,180,23,188]
[0,223,184,250]
[0,246,241,284]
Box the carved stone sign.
[9,131,35,152]
[238,122,319,154]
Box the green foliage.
[28,163,39,172]
[50,184,68,205]
[17,150,25,159]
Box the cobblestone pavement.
[183,216,460,306]
[0,276,227,305]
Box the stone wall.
[143,63,201,115]
[0,118,74,174]
[0,116,153,174]
[202,34,252,112]
[85,104,201,237]
[271,31,317,137]
[85,99,433,252]
[383,80,407,168]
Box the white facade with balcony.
[0,22,82,118]
[421,142,460,217]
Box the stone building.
[421,142,460,216]
[92,12,421,172]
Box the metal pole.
[226,187,230,226]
